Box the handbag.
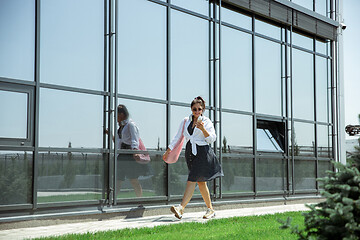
[135,138,151,164]
[164,119,186,164]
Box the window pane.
[171,10,209,103]
[317,124,331,158]
[221,7,252,30]
[40,0,104,90]
[0,0,34,81]
[292,32,313,50]
[294,160,316,190]
[117,0,166,99]
[257,158,286,192]
[37,151,104,203]
[316,39,327,55]
[222,27,252,111]
[315,0,327,16]
[255,19,281,40]
[39,89,103,148]
[222,113,253,154]
[292,49,314,120]
[0,90,28,138]
[318,160,332,179]
[292,122,315,156]
[171,0,208,16]
[222,157,253,193]
[316,56,328,123]
[255,37,282,116]
[0,151,33,205]
[292,0,314,11]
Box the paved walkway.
[0,203,309,240]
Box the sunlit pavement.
[0,203,310,240]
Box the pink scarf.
[164,119,186,164]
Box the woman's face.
[191,103,203,118]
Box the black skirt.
[185,122,223,182]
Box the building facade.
[0,0,345,219]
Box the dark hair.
[117,104,129,119]
[191,96,206,111]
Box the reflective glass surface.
[294,160,316,190]
[221,7,252,30]
[222,157,253,193]
[316,56,328,123]
[315,0,328,16]
[117,0,166,99]
[39,89,103,148]
[292,122,315,156]
[292,32,313,50]
[317,124,331,158]
[257,158,286,192]
[222,113,253,154]
[222,26,252,112]
[37,151,104,203]
[257,129,283,153]
[0,0,34,81]
[0,151,32,205]
[292,0,314,11]
[171,10,209,103]
[40,0,104,90]
[292,49,314,121]
[0,90,28,139]
[316,39,327,55]
[171,0,209,16]
[318,160,332,179]
[255,37,282,116]
[255,19,281,40]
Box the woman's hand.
[162,148,171,161]
[195,120,210,138]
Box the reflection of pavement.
[0,203,310,240]
[37,192,100,197]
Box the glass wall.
[0,0,336,213]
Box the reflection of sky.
[257,129,282,152]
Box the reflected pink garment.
[136,138,150,164]
[164,119,186,164]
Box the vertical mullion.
[290,24,295,195]
[313,39,319,192]
[218,0,222,199]
[252,15,257,196]
[166,0,171,201]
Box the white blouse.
[168,115,216,156]
[116,119,140,150]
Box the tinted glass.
[292,122,315,156]
[315,0,327,16]
[317,124,331,158]
[257,158,286,192]
[316,56,328,123]
[292,0,314,11]
[316,39,327,55]
[292,32,313,50]
[37,151,104,203]
[117,0,166,100]
[0,90,28,139]
[171,0,209,16]
[221,7,252,30]
[257,129,283,153]
[39,89,103,148]
[222,113,253,154]
[171,10,209,103]
[0,151,33,205]
[318,160,332,179]
[0,0,35,81]
[255,19,281,40]
[222,157,253,193]
[255,37,282,116]
[294,160,316,190]
[40,0,104,90]
[292,49,314,121]
[222,27,252,112]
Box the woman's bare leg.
[180,181,196,208]
[130,178,143,197]
[198,181,213,209]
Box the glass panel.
[257,158,286,192]
[117,0,166,100]
[292,0,314,11]
[292,122,315,156]
[0,90,28,139]
[292,49,314,121]
[117,99,166,150]
[292,32,313,50]
[222,157,253,193]
[257,129,283,153]
[39,89,103,148]
[0,0,34,81]
[316,39,327,55]
[327,59,332,123]
[0,151,32,205]
[255,37,281,116]
[318,160,332,179]
[37,151,104,203]
[294,160,316,190]
[171,0,209,16]
[317,124,331,158]
[222,113,253,154]
[40,0,104,90]
[221,7,252,30]
[315,0,327,16]
[222,26,252,112]
[255,19,281,40]
[171,10,209,103]
[316,56,328,123]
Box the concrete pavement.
[0,203,310,240]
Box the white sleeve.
[204,118,216,144]
[168,118,186,150]
[128,123,140,149]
